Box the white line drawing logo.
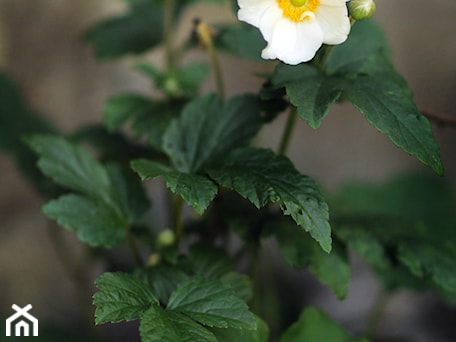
[5,304,39,337]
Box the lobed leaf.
[140,306,217,342]
[162,93,265,173]
[208,148,331,252]
[342,75,443,175]
[26,135,111,199]
[93,272,158,324]
[43,194,127,248]
[167,278,256,330]
[131,159,217,214]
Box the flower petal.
[262,19,323,65]
[316,3,350,44]
[238,0,275,28]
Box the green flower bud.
[349,0,376,21]
[157,229,175,247]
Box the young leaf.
[84,1,164,59]
[167,278,256,330]
[281,307,368,342]
[93,272,159,324]
[131,159,218,214]
[274,220,350,299]
[162,93,265,173]
[42,194,127,248]
[140,306,217,342]
[342,74,443,175]
[26,134,111,199]
[208,148,331,252]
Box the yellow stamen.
[277,0,320,22]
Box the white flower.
[238,0,351,65]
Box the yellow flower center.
[277,0,320,22]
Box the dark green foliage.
[1,1,451,341]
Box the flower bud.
[349,0,376,21]
[157,229,175,247]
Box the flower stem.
[278,107,298,156]
[163,0,175,69]
[196,21,225,99]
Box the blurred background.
[0,0,455,341]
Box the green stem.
[365,291,390,339]
[163,0,175,69]
[174,195,184,241]
[196,21,225,99]
[127,230,144,267]
[318,45,335,71]
[278,107,298,156]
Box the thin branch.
[422,109,456,128]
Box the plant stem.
[365,291,390,339]
[278,107,298,156]
[249,246,261,315]
[196,21,225,99]
[174,195,184,241]
[163,0,175,69]
[127,230,144,267]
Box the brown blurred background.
[0,0,455,341]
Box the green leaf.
[93,272,158,324]
[84,1,164,59]
[274,220,350,299]
[26,134,111,198]
[105,164,150,223]
[219,272,253,303]
[280,307,368,342]
[271,64,342,128]
[167,278,256,329]
[136,265,190,305]
[209,148,331,252]
[163,93,265,173]
[217,24,266,62]
[104,94,182,150]
[140,306,217,342]
[131,159,217,214]
[326,20,389,75]
[342,74,443,175]
[42,194,127,247]
[398,242,456,296]
[188,244,233,279]
[212,314,269,342]
[104,94,153,132]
